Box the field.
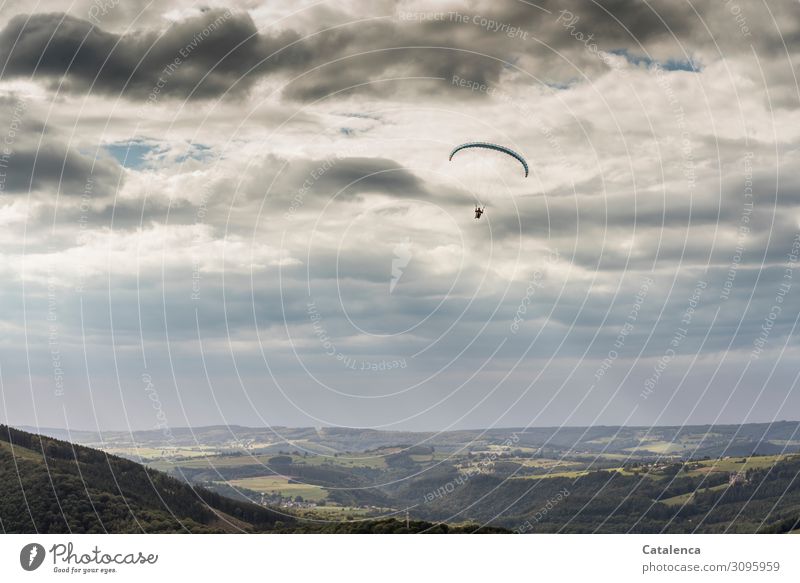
[224,476,329,501]
[148,452,389,472]
[295,506,382,520]
[660,483,729,506]
[685,454,797,477]
[511,469,591,479]
[624,440,688,454]
[0,439,44,462]
[101,445,227,461]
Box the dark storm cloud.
[0,9,495,102]
[277,0,698,103]
[0,96,120,197]
[280,33,507,102]
[0,9,299,99]
[3,2,800,106]
[0,1,695,104]
[541,0,694,41]
[312,156,425,197]
[0,141,120,196]
[246,154,426,203]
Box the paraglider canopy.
[449,142,529,177]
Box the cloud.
[0,142,119,195]
[4,1,800,431]
[0,10,282,100]
[4,1,794,108]
[0,98,121,197]
[0,5,549,103]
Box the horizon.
[13,418,800,435]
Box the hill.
[24,421,800,460]
[0,424,291,533]
[9,422,800,533]
[0,425,504,534]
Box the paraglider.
[449,142,528,219]
[449,142,529,177]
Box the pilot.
[474,205,485,219]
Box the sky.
[1,0,800,433]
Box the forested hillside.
[0,425,503,533]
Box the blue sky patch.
[610,48,701,72]
[105,139,212,169]
[104,140,161,169]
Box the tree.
[268,455,293,465]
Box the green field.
[660,483,729,506]
[0,440,44,463]
[301,454,387,468]
[148,452,389,472]
[511,468,593,480]
[102,445,228,462]
[409,454,435,463]
[517,458,584,470]
[624,440,689,454]
[686,455,797,477]
[224,476,329,501]
[295,505,380,519]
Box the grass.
[585,436,617,445]
[518,458,582,469]
[295,506,379,519]
[511,469,592,480]
[659,483,729,506]
[301,454,387,468]
[0,439,44,463]
[584,453,643,461]
[624,441,688,454]
[224,476,328,501]
[685,454,797,477]
[409,454,435,463]
[149,452,388,472]
[102,445,223,461]
[512,465,661,481]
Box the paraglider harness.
[474,205,485,219]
